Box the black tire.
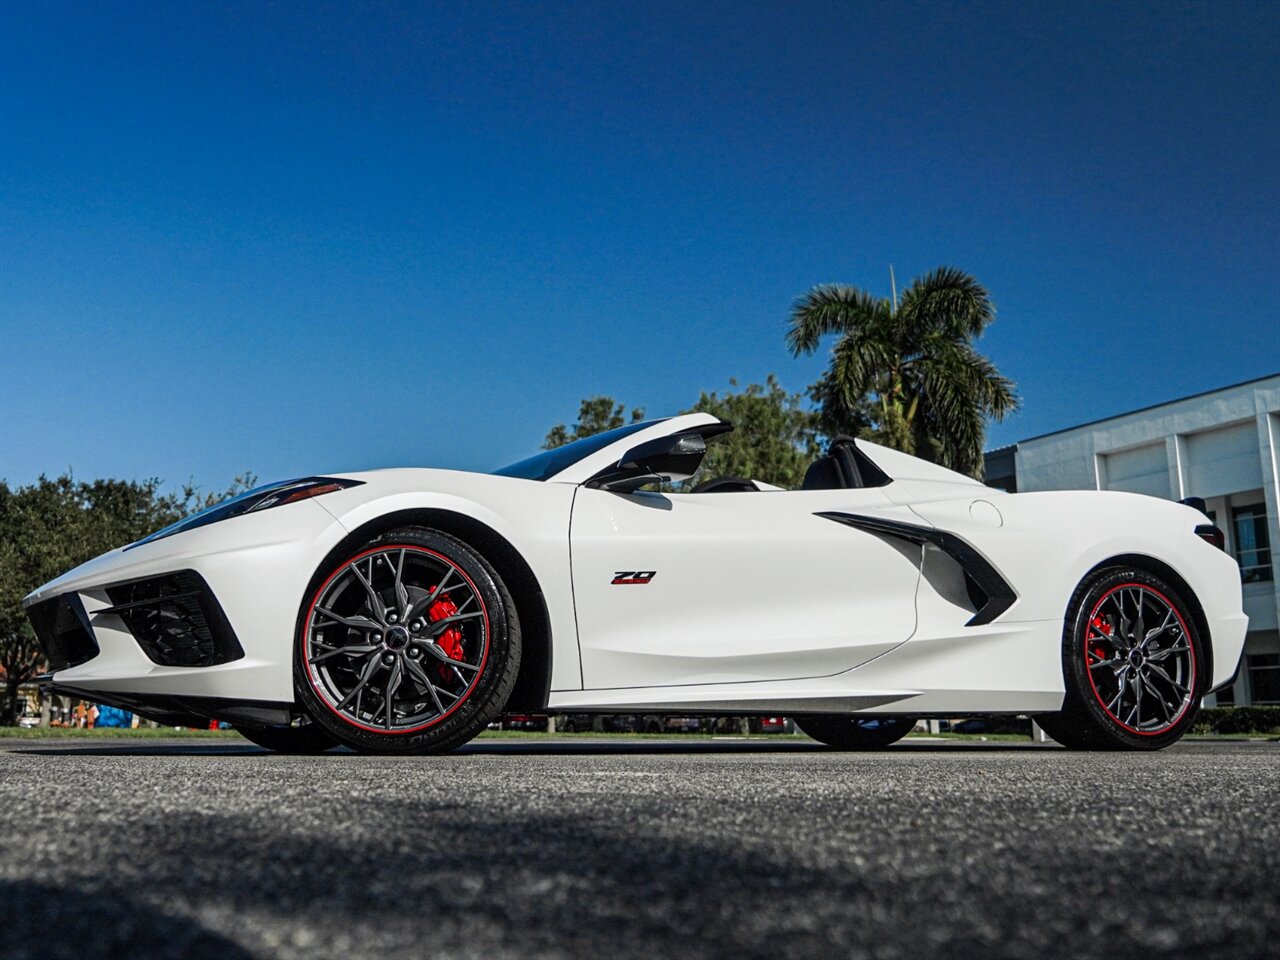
[235,721,339,754]
[294,528,521,755]
[794,715,916,749]
[1035,565,1204,751]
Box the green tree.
[0,472,256,724]
[806,372,876,447]
[544,396,645,449]
[788,267,1018,477]
[682,376,820,488]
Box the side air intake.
[816,512,1017,626]
[26,594,100,670]
[102,571,244,668]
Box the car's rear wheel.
[235,719,339,754]
[794,715,916,749]
[1035,566,1203,751]
[295,528,521,754]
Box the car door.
[569,484,922,690]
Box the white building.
[984,373,1280,706]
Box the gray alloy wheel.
[295,528,520,755]
[1035,566,1203,751]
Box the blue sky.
[2,0,1277,491]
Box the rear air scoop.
[816,512,1017,627]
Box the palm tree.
[787,267,1018,477]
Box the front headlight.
[126,477,363,550]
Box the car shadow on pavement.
[453,738,1054,755]
[0,879,257,960]
[7,737,1056,758]
[9,741,271,757]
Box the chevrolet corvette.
[24,413,1247,753]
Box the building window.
[1248,654,1280,705]
[1214,682,1236,706]
[1231,504,1273,583]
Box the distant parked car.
[637,715,700,733]
[17,714,41,729]
[950,717,1033,735]
[501,713,548,731]
[757,716,788,733]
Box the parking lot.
[1,736,1276,960]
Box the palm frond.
[907,339,1015,475]
[960,349,1020,420]
[787,284,888,356]
[897,267,994,341]
[829,329,895,410]
[915,368,986,474]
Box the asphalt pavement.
[0,736,1276,960]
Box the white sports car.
[24,413,1247,753]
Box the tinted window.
[1232,504,1273,583]
[492,421,657,482]
[1249,653,1280,704]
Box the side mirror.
[588,432,708,492]
[1180,496,1208,515]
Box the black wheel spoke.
[416,641,480,671]
[1139,672,1173,721]
[1107,684,1125,715]
[1145,660,1188,695]
[336,655,383,711]
[407,569,458,621]
[349,559,387,622]
[1128,674,1143,726]
[1147,643,1190,662]
[393,549,411,618]
[315,606,381,632]
[1142,609,1176,647]
[403,657,449,714]
[383,659,403,730]
[426,611,483,636]
[309,643,380,664]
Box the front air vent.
[103,571,243,668]
[27,594,100,671]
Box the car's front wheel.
[1035,566,1204,751]
[794,715,917,749]
[295,528,521,754]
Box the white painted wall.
[1101,442,1169,497]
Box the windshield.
[492,421,657,481]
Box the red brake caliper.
[427,589,465,682]
[1090,616,1112,663]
